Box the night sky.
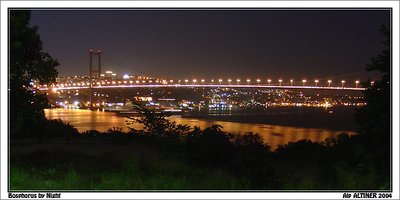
[30,9,390,81]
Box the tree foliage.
[354,25,391,186]
[10,10,59,136]
[356,25,390,137]
[127,102,191,137]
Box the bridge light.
[267,79,272,85]
[355,80,360,88]
[184,79,189,84]
[236,79,240,84]
[193,79,197,84]
[149,80,153,83]
[201,79,205,84]
[314,80,319,87]
[169,80,174,83]
[290,79,293,86]
[256,79,261,84]
[341,80,345,87]
[228,79,232,84]
[218,79,223,84]
[328,80,332,87]
[211,79,214,83]
[136,80,140,84]
[302,79,307,86]
[246,79,251,84]
[278,79,283,86]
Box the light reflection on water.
[45,109,356,149]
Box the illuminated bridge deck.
[39,84,367,91]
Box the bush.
[185,125,234,167]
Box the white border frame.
[1,1,399,199]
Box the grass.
[10,149,249,191]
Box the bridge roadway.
[39,84,366,91]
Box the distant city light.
[123,74,130,79]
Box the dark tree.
[355,25,391,187]
[356,25,390,137]
[10,10,59,136]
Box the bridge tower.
[89,49,101,110]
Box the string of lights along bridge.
[37,50,369,92]
[39,77,369,91]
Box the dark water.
[184,106,358,131]
[45,108,357,149]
